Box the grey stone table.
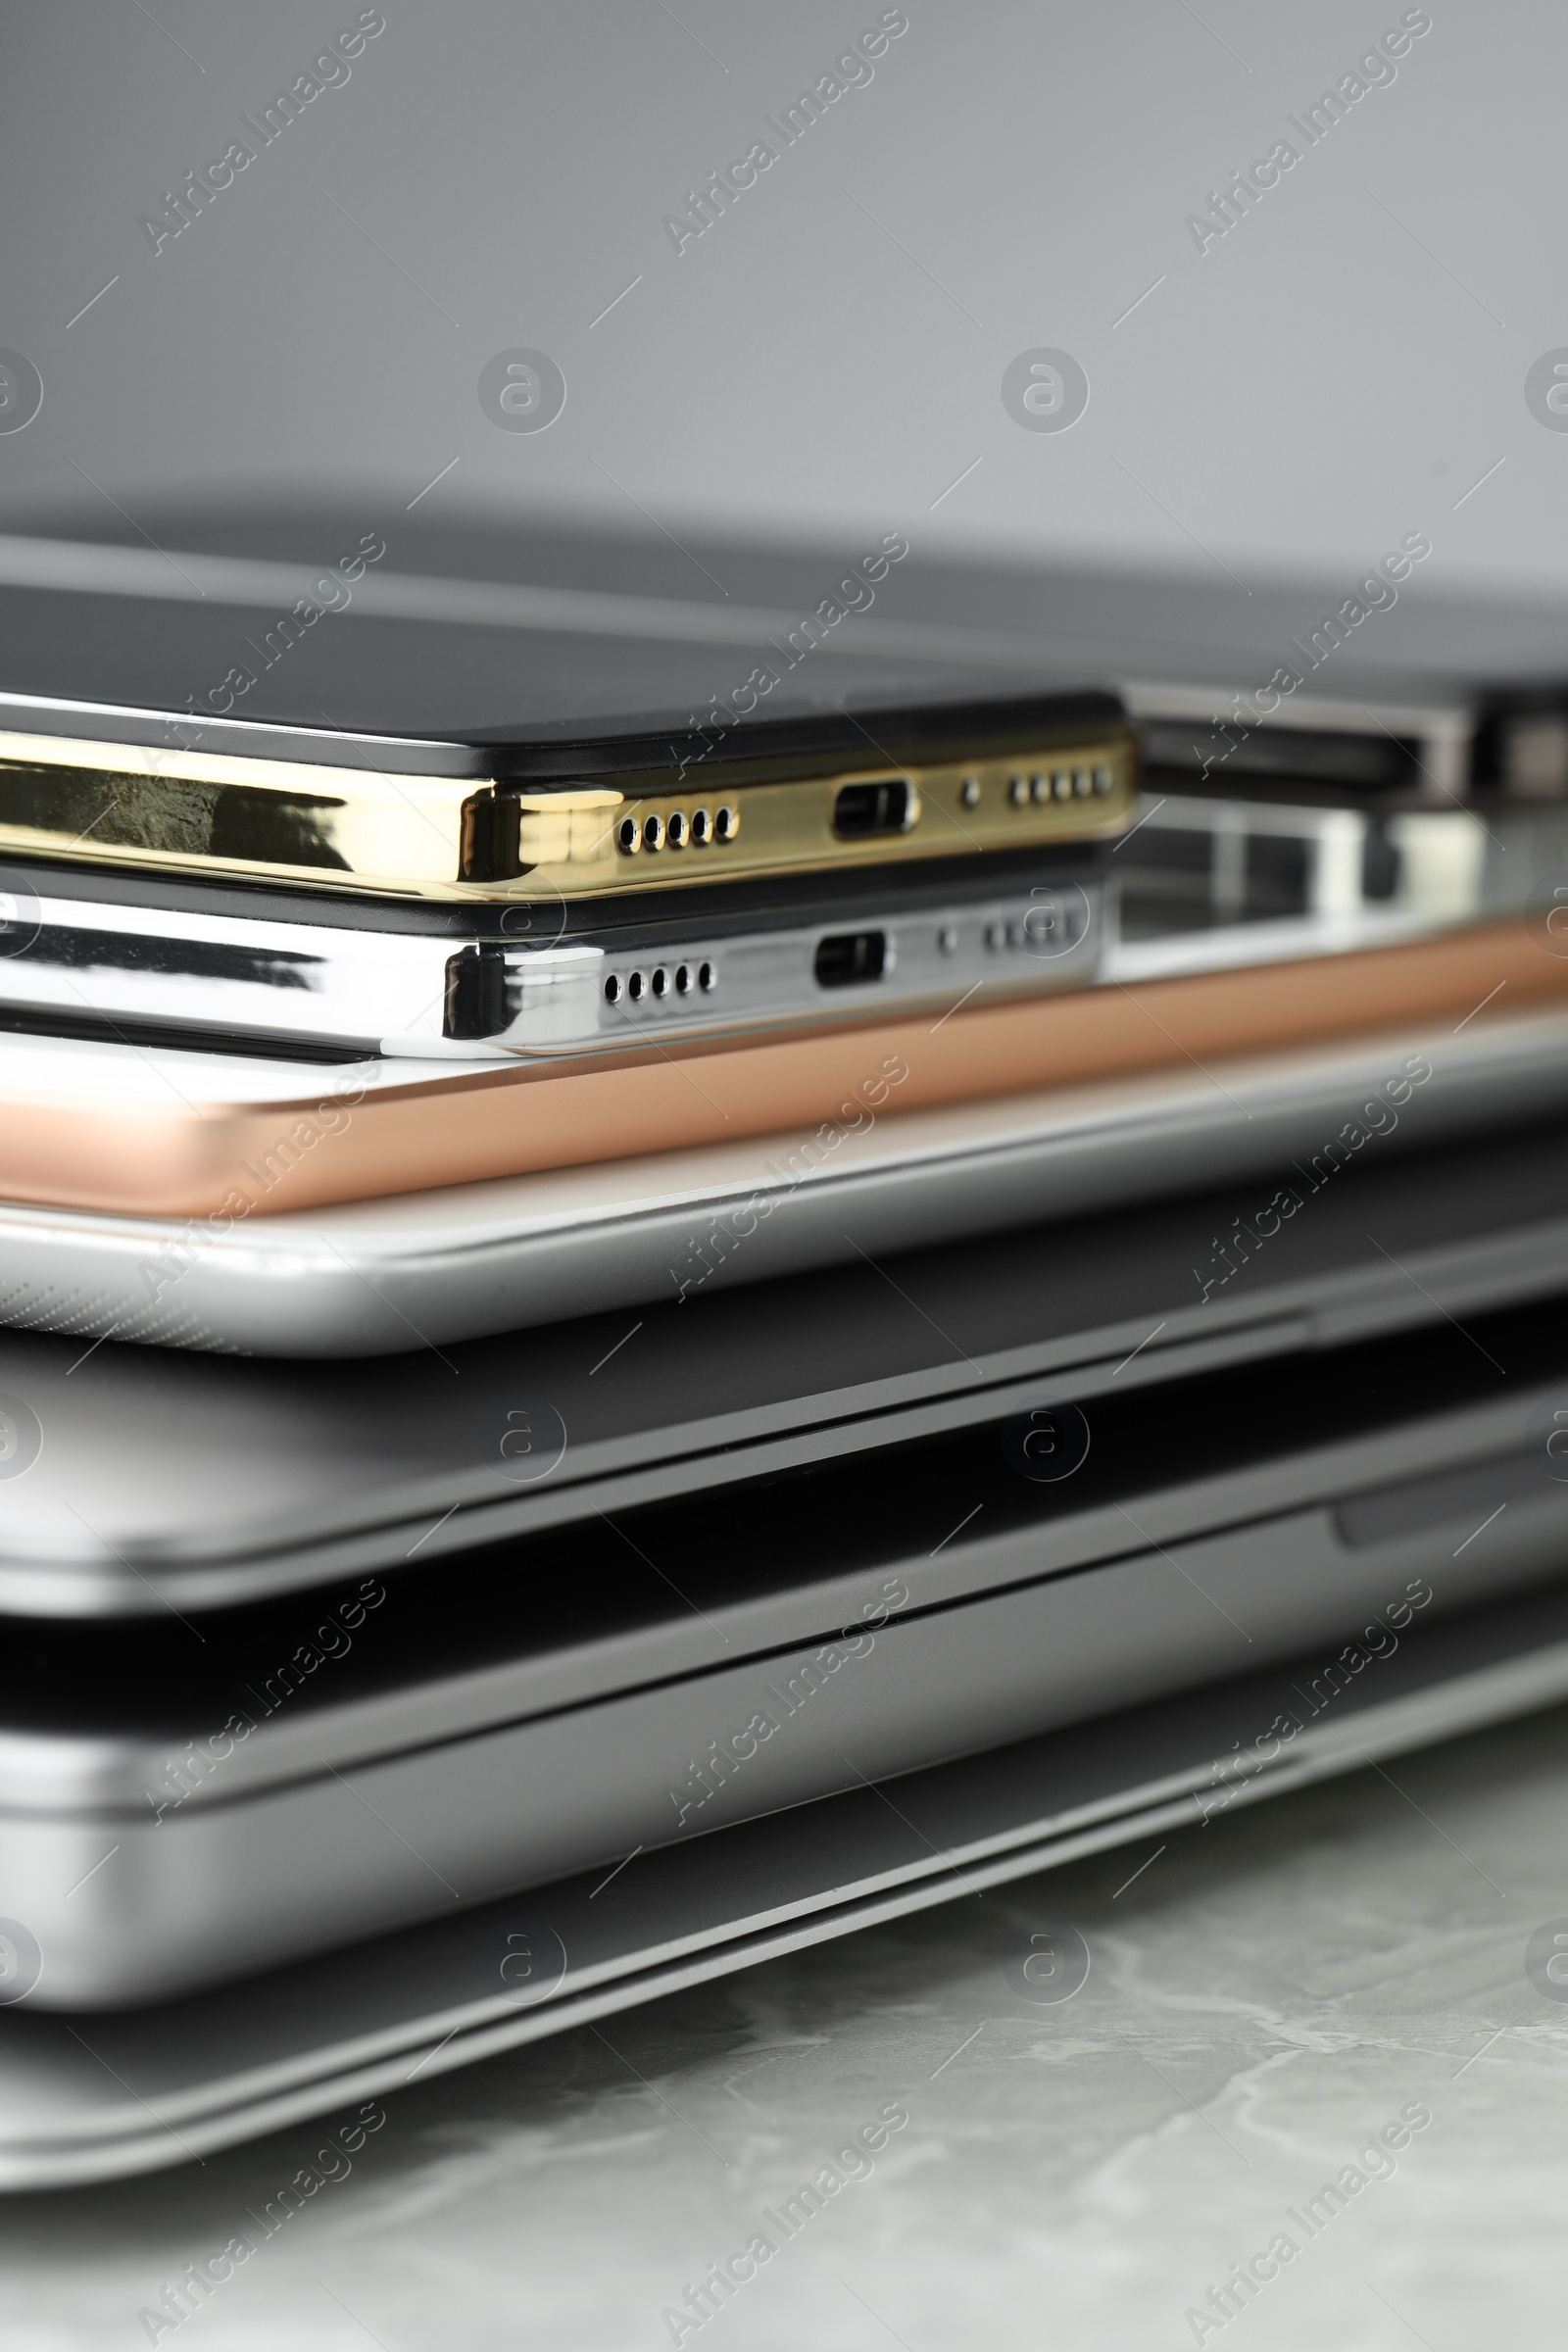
[7,1701,1568,2352]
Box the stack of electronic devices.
[2,537,1568,2183]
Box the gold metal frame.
[0,722,1138,901]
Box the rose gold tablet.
[0,918,1555,1220]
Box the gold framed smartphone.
[0,704,1135,902]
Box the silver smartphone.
[0,856,1102,1059]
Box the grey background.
[1,0,1562,603]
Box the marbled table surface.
[10,1700,1568,2351]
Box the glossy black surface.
[0,580,1118,774]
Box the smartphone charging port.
[833,778,916,838]
[814,930,887,988]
